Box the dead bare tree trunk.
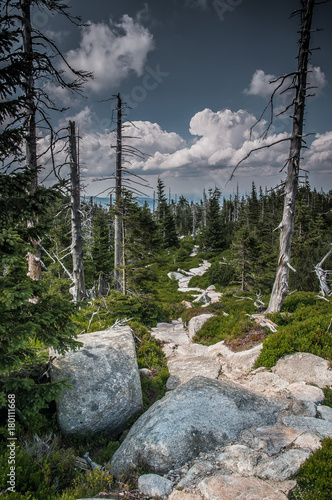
[69,121,85,302]
[267,0,315,313]
[203,188,207,227]
[114,94,123,292]
[192,201,196,241]
[21,0,42,280]
[315,247,332,297]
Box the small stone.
[138,473,174,498]
[294,431,322,452]
[139,368,154,378]
[317,405,332,422]
[289,400,317,417]
[255,449,311,481]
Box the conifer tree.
[156,178,178,248]
[199,188,225,250]
[0,169,80,425]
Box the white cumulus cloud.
[63,15,154,93]
[244,65,327,100]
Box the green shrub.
[131,322,169,412]
[189,294,258,345]
[291,438,332,500]
[255,296,332,369]
[322,387,332,408]
[74,291,167,332]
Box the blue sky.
[37,0,332,199]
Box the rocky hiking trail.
[111,255,332,500]
[71,253,332,500]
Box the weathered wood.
[69,121,85,302]
[114,94,123,292]
[315,247,332,297]
[267,0,315,313]
[21,0,41,280]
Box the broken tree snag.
[266,0,315,313]
[315,247,332,297]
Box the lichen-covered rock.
[51,327,142,435]
[110,376,286,476]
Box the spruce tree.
[0,170,80,426]
[199,188,225,251]
[156,178,178,248]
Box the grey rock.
[317,404,332,422]
[239,426,303,455]
[168,272,185,280]
[51,327,142,435]
[272,352,332,388]
[139,368,154,378]
[198,474,295,500]
[138,474,173,498]
[169,491,202,500]
[288,400,317,417]
[294,431,322,452]
[255,449,310,481]
[187,314,215,339]
[216,444,262,475]
[166,356,221,390]
[281,415,332,438]
[286,382,325,403]
[151,326,190,347]
[206,285,216,291]
[193,291,211,304]
[243,371,289,397]
[176,461,215,489]
[110,376,286,476]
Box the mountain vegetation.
[1,0,331,498]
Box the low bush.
[190,294,258,345]
[131,322,169,412]
[0,444,112,499]
[255,296,332,369]
[291,438,332,500]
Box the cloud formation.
[39,107,331,195]
[244,65,327,100]
[63,15,154,93]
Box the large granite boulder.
[111,376,286,476]
[51,326,142,435]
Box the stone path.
[146,255,332,500]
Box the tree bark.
[21,0,42,280]
[192,201,196,241]
[114,94,123,292]
[69,121,85,302]
[267,0,315,313]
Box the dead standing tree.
[2,0,91,280]
[267,0,316,312]
[69,121,85,302]
[114,93,123,292]
[93,94,149,294]
[229,0,321,312]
